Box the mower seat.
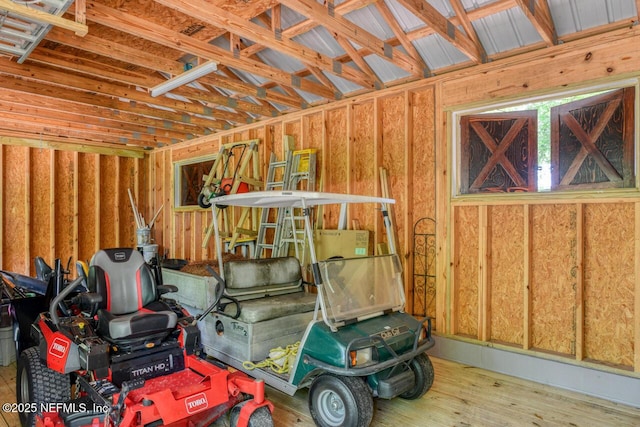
[88,248,178,343]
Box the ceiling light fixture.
[150,60,218,97]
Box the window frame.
[173,154,217,209]
[450,78,640,200]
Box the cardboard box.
[313,230,370,260]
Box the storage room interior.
[1,0,640,426]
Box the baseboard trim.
[427,337,640,408]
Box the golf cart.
[15,248,273,427]
[200,191,435,427]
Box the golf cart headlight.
[349,347,375,367]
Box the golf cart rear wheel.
[308,374,373,427]
[17,346,71,427]
[229,400,274,427]
[399,353,434,400]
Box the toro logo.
[49,337,69,358]
[185,393,208,414]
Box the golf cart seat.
[220,256,316,323]
[88,248,178,343]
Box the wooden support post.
[575,203,584,361]
[635,202,640,372]
[523,204,532,350]
[478,205,491,342]
[451,206,459,335]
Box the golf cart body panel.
[199,191,434,392]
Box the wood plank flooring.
[1,356,639,426]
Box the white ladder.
[254,151,294,258]
[275,149,317,260]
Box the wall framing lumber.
[636,202,640,372]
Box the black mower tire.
[229,400,274,427]
[198,192,212,209]
[308,374,373,427]
[399,353,434,400]
[16,346,71,427]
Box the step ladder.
[274,149,317,260]
[253,151,294,258]
[254,149,317,259]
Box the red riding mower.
[16,248,273,427]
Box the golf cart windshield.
[318,254,405,325]
[210,190,400,330]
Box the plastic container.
[0,304,11,328]
[141,243,158,263]
[0,326,15,366]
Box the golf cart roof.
[211,191,395,208]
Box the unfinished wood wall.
[149,87,437,319]
[0,144,147,275]
[147,27,640,376]
[440,27,640,374]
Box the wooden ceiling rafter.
[278,0,427,78]
[154,0,374,91]
[0,97,184,146]
[84,2,336,100]
[0,0,88,36]
[514,0,557,45]
[0,59,242,125]
[396,0,483,63]
[449,0,488,63]
[0,73,215,135]
[334,34,383,89]
[375,0,431,77]
[46,29,302,112]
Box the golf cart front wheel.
[399,353,434,400]
[17,346,71,427]
[308,374,373,427]
[229,400,274,427]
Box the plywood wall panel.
[54,150,75,260]
[380,95,407,257]
[118,156,137,248]
[410,88,435,222]
[454,205,479,337]
[2,145,28,272]
[99,156,117,248]
[77,153,98,263]
[489,205,524,346]
[29,148,52,269]
[324,108,348,229]
[350,102,376,241]
[583,203,635,368]
[530,204,577,356]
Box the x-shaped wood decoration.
[469,118,528,191]
[558,99,622,186]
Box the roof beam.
[0,96,185,144]
[375,0,431,76]
[0,59,246,124]
[0,70,219,134]
[449,0,488,62]
[153,0,370,90]
[45,30,303,110]
[85,2,336,100]
[395,0,483,63]
[0,135,145,158]
[279,0,428,77]
[514,0,557,45]
[0,81,206,138]
[0,0,88,36]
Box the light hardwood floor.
[1,357,639,426]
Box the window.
[455,82,637,195]
[174,156,216,207]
